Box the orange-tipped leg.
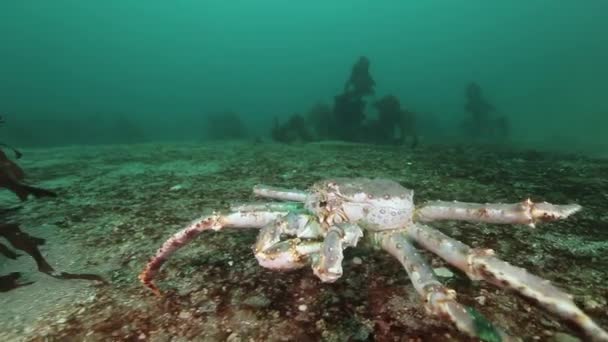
[139,210,285,295]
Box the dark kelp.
[0,148,57,201]
[0,272,33,292]
[0,223,106,291]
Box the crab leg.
[378,231,513,341]
[140,210,285,296]
[231,202,304,212]
[416,199,581,227]
[253,184,308,202]
[312,223,363,282]
[408,223,608,341]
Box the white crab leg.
[253,184,308,202]
[140,210,285,296]
[312,223,363,283]
[408,223,608,341]
[231,202,304,212]
[416,199,581,227]
[378,231,513,341]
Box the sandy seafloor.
[0,140,606,342]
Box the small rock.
[475,295,486,306]
[352,257,363,265]
[178,310,191,319]
[433,267,454,278]
[298,304,308,312]
[243,294,271,308]
[169,184,183,191]
[551,332,581,342]
[198,300,217,313]
[226,332,241,342]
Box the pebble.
[226,332,241,342]
[198,301,217,313]
[352,257,362,265]
[169,184,183,191]
[298,304,308,312]
[433,267,454,278]
[475,296,486,305]
[243,294,271,308]
[178,311,192,319]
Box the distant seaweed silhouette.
[271,114,313,143]
[271,56,423,147]
[463,82,509,141]
[205,111,248,140]
[331,56,375,141]
[369,95,417,146]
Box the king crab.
[140,178,607,341]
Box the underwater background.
[1,1,607,153]
[1,1,607,342]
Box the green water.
[1,3,608,340]
[0,1,606,153]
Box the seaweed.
[0,132,103,291]
[271,114,313,143]
[305,102,333,140]
[463,82,509,141]
[368,95,418,146]
[0,223,106,291]
[0,272,33,292]
[205,111,248,140]
[0,148,57,201]
[330,56,376,141]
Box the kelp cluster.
[0,116,104,291]
[462,82,509,141]
[273,56,418,145]
[271,57,415,145]
[271,57,510,146]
